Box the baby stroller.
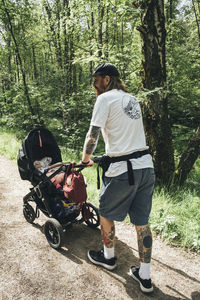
[17,127,100,249]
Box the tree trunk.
[56,0,63,68]
[89,2,94,80]
[105,5,109,59]
[166,0,174,107]
[173,127,200,185]
[0,63,5,102]
[121,21,125,80]
[15,55,20,83]
[2,0,35,116]
[7,33,12,88]
[32,45,38,81]
[44,0,70,130]
[137,0,175,184]
[44,0,62,69]
[63,0,69,73]
[166,0,173,22]
[97,0,104,58]
[192,0,200,45]
[62,0,70,129]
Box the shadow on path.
[32,221,199,299]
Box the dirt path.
[0,156,200,300]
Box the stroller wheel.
[23,204,36,223]
[82,203,100,228]
[44,218,64,249]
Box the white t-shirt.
[90,89,154,177]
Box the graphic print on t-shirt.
[122,95,141,120]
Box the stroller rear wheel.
[23,204,36,223]
[44,218,64,249]
[82,203,100,228]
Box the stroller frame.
[23,162,100,249]
[18,127,100,249]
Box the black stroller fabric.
[38,181,80,224]
[17,127,62,183]
[17,127,80,224]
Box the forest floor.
[0,155,200,300]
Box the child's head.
[33,157,52,170]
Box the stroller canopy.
[17,127,62,182]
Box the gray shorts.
[99,168,155,226]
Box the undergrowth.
[150,186,200,252]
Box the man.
[81,62,155,293]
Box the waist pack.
[96,149,149,189]
[63,163,87,204]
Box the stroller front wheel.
[23,204,36,223]
[44,218,64,249]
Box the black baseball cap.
[92,62,120,77]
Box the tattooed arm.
[81,125,101,164]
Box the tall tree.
[165,0,200,185]
[173,127,200,185]
[135,0,175,184]
[97,0,104,58]
[192,0,200,45]
[1,0,35,115]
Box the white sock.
[139,262,150,280]
[103,245,114,259]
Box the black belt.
[97,149,149,189]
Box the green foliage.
[172,124,196,158]
[166,5,200,131]
[1,0,198,152]
[0,0,142,142]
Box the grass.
[0,128,21,160]
[0,127,199,252]
[150,187,200,251]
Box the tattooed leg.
[135,224,152,263]
[87,215,117,269]
[100,216,115,248]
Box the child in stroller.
[17,128,100,249]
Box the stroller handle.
[49,156,103,169]
[47,162,66,169]
[47,156,103,172]
[44,162,88,180]
[47,161,90,170]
